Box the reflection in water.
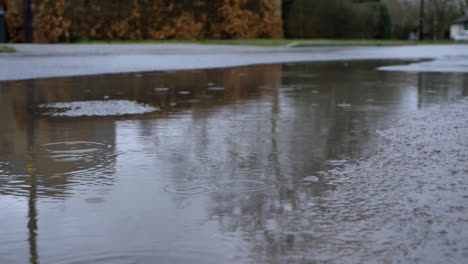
[26,80,39,264]
[26,152,38,264]
[0,61,466,264]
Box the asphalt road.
[1,44,468,81]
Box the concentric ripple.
[40,141,106,162]
[164,184,214,194]
[214,180,267,192]
[0,141,117,199]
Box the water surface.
[0,61,466,263]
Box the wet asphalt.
[0,45,467,263]
[1,44,468,81]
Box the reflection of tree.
[26,80,38,264]
[418,72,468,107]
[1,61,467,263]
[201,61,468,262]
[26,151,38,264]
[0,64,287,200]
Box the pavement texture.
[321,98,468,263]
[1,44,468,81]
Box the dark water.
[0,61,466,264]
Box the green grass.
[0,45,16,53]
[72,38,296,46]
[71,38,465,46]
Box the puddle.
[39,100,159,117]
[0,60,466,264]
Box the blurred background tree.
[384,0,464,40]
[283,0,391,39]
[3,0,283,43]
[1,0,467,43]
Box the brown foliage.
[3,0,24,42]
[3,0,283,43]
[33,0,71,43]
[216,0,282,39]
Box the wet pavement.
[1,44,468,81]
[0,60,467,263]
